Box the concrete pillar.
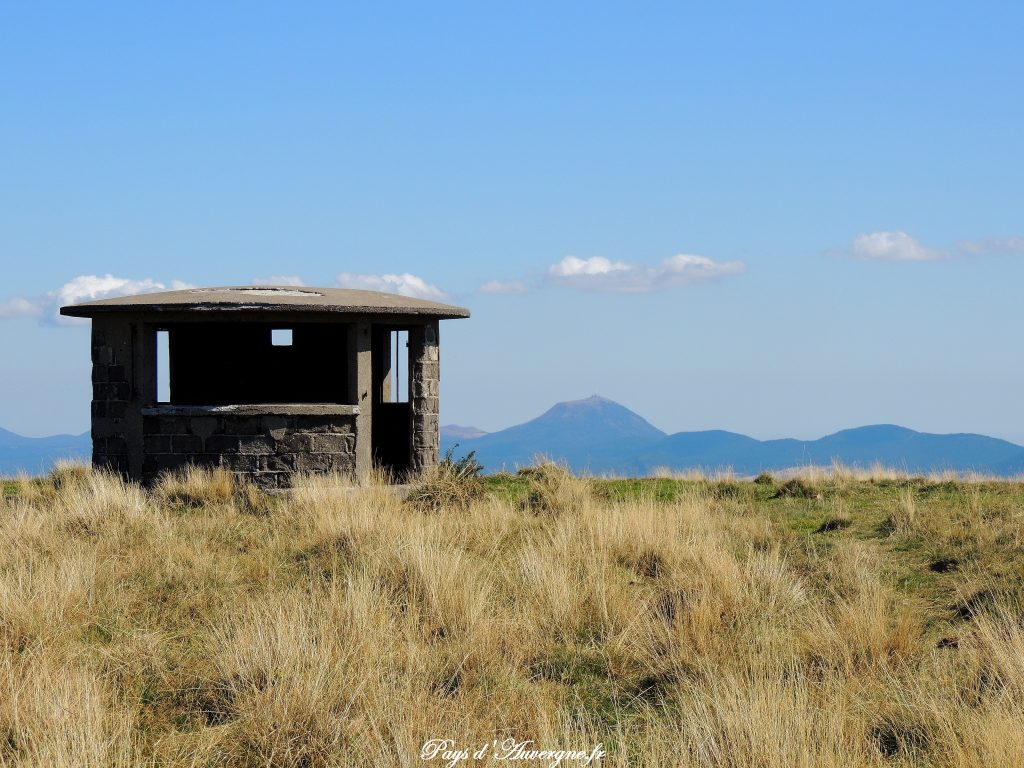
[354,319,373,481]
[409,320,440,471]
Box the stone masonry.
[90,317,136,476]
[409,321,440,471]
[141,413,356,488]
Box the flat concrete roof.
[60,285,470,319]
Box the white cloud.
[849,231,946,262]
[957,237,1024,256]
[658,254,747,284]
[549,256,630,278]
[52,274,167,308]
[0,297,44,318]
[336,272,448,300]
[547,253,745,293]
[1,274,194,326]
[479,280,528,295]
[251,275,306,286]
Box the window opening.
[157,330,170,403]
[389,330,408,403]
[159,322,352,405]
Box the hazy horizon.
[5,392,1024,449]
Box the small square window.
[271,329,293,346]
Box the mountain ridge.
[0,428,91,476]
[442,397,1024,477]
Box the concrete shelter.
[60,286,469,487]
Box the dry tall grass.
[0,464,1022,766]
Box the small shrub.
[407,446,485,511]
[753,471,775,486]
[520,461,589,515]
[773,478,818,499]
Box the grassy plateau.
[1,460,1024,766]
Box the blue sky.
[2,2,1022,442]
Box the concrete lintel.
[141,404,360,417]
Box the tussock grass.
[518,461,590,515]
[155,465,236,507]
[0,461,1023,765]
[407,448,485,512]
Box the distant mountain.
[442,395,666,473]
[0,428,90,476]
[633,424,1024,476]
[443,397,1024,477]
[6,400,1024,478]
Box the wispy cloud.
[0,297,44,319]
[839,231,1024,262]
[1,274,195,326]
[547,253,745,293]
[956,237,1024,256]
[479,280,528,295]
[336,272,448,300]
[849,231,947,262]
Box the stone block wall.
[141,413,356,488]
[91,319,135,475]
[410,322,440,470]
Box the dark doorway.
[371,326,411,476]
